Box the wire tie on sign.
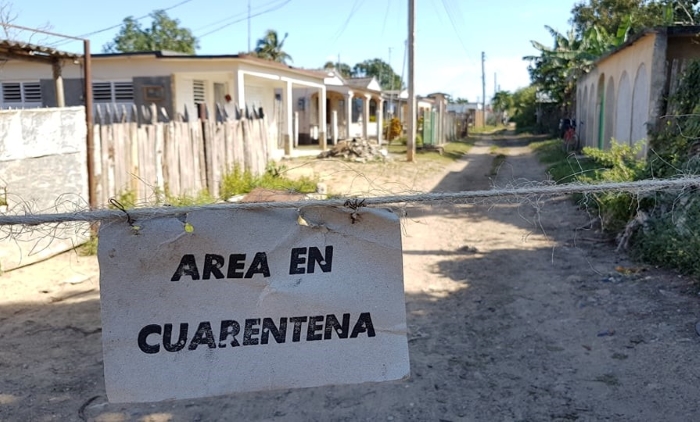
[344,198,366,224]
[109,199,134,227]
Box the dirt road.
[2,133,700,421]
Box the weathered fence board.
[94,104,277,206]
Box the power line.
[51,0,194,47]
[328,0,365,48]
[380,0,392,37]
[196,0,291,39]
[191,0,285,32]
[439,0,469,55]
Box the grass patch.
[470,125,505,135]
[530,139,599,183]
[220,163,317,199]
[387,138,473,162]
[441,139,474,159]
[77,236,99,256]
[490,153,507,176]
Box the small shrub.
[219,163,318,199]
[631,195,700,277]
[576,141,646,233]
[386,118,403,142]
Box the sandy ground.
[2,133,700,421]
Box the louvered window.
[2,83,21,102]
[93,81,134,102]
[1,81,42,107]
[193,80,206,104]
[23,82,42,102]
[93,82,112,102]
[113,82,134,101]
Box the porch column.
[332,111,338,145]
[319,85,327,150]
[346,91,353,139]
[52,59,65,107]
[362,94,370,140]
[377,98,384,146]
[236,71,246,108]
[284,79,293,155]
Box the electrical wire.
[196,0,291,39]
[380,0,392,37]
[440,0,469,55]
[192,0,287,33]
[328,0,365,48]
[50,0,195,47]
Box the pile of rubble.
[317,138,388,162]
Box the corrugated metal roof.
[0,39,82,60]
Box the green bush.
[219,163,317,199]
[577,141,646,233]
[531,139,646,233]
[631,195,700,277]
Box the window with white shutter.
[193,80,206,104]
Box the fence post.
[332,111,338,146]
[293,111,299,148]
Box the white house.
[293,70,385,144]
[0,50,328,155]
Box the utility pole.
[481,51,486,127]
[247,0,252,52]
[407,0,416,162]
[494,73,497,95]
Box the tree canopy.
[570,0,699,35]
[352,59,403,90]
[254,29,292,64]
[103,10,198,54]
[525,11,634,114]
[323,58,403,90]
[323,61,353,78]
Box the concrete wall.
[0,107,88,271]
[577,32,659,151]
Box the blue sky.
[13,0,575,102]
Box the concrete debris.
[317,138,388,162]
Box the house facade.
[0,51,327,154]
[576,26,700,153]
[292,71,385,144]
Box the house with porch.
[576,26,700,154]
[0,50,328,157]
[292,70,384,145]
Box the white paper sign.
[98,207,409,403]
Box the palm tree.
[254,29,292,64]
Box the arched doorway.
[631,63,649,145]
[615,71,632,145]
[596,74,606,149]
[604,76,615,148]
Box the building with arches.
[576,26,700,155]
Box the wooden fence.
[93,104,277,206]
